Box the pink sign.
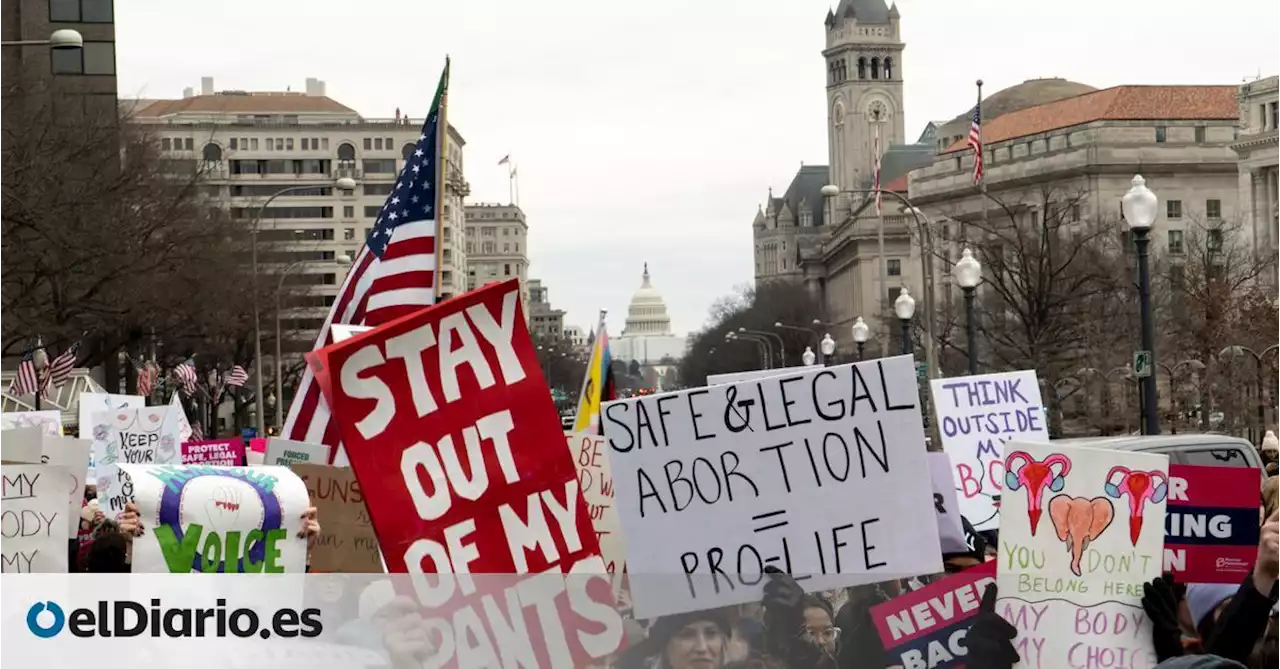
[1163,464,1261,583]
[180,438,246,466]
[871,561,997,669]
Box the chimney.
[182,86,194,98]
[317,80,326,97]
[200,76,214,95]
[305,77,318,96]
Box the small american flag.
[173,360,198,396]
[190,421,205,441]
[137,361,159,397]
[283,59,450,451]
[46,341,79,389]
[967,102,984,185]
[10,350,41,396]
[225,365,249,387]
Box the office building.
[464,203,530,314]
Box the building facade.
[464,203,530,315]
[526,279,565,340]
[2,0,118,121]
[1232,76,1279,258]
[612,264,686,365]
[129,77,469,370]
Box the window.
[1207,228,1223,252]
[300,138,308,150]
[502,227,509,236]
[363,138,372,150]
[1271,102,1279,133]
[363,183,393,196]
[265,138,273,151]
[161,138,172,151]
[51,0,113,22]
[870,57,880,79]
[385,138,392,149]
[343,206,354,219]
[364,206,382,217]
[337,143,356,161]
[402,143,416,161]
[1166,200,1182,219]
[51,41,115,75]
[374,138,383,150]
[883,57,893,80]
[321,138,329,150]
[857,57,867,79]
[344,228,356,241]
[1167,229,1184,255]
[201,143,222,162]
[1070,204,1081,222]
[275,138,283,151]
[887,259,902,276]
[363,159,396,173]
[229,138,238,150]
[515,242,520,252]
[250,138,259,150]
[1155,126,1167,143]
[1178,447,1250,468]
[1206,199,1221,219]
[504,263,511,275]
[503,243,510,252]
[1194,126,1206,143]
[183,138,193,151]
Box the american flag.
[9,349,42,396]
[967,102,984,184]
[46,341,79,389]
[173,359,198,396]
[873,128,882,215]
[137,360,159,397]
[282,59,450,450]
[225,365,249,387]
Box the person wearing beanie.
[642,609,732,669]
[1201,510,1279,664]
[1154,654,1247,668]
[1186,584,1239,641]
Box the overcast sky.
[116,0,1279,336]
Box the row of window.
[228,158,330,175]
[1164,199,1222,220]
[945,125,1214,162]
[471,226,524,238]
[1155,126,1209,143]
[51,42,114,75]
[166,139,415,165]
[466,241,523,254]
[50,0,112,22]
[828,56,895,85]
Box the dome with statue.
[613,263,687,379]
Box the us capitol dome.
[611,263,687,367]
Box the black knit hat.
[642,609,733,657]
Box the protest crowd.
[4,66,1277,669]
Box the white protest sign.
[166,392,194,443]
[930,370,1048,531]
[41,435,92,538]
[927,452,968,555]
[1,426,45,463]
[1,410,63,436]
[121,464,311,573]
[707,366,816,386]
[263,438,331,467]
[79,392,145,480]
[93,407,182,520]
[2,464,70,572]
[566,430,627,592]
[996,440,1167,668]
[325,325,372,468]
[602,355,943,618]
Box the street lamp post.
[726,333,768,369]
[2,29,83,49]
[1122,175,1161,435]
[894,288,916,356]
[775,322,823,364]
[736,333,773,369]
[954,248,982,375]
[251,177,356,435]
[740,328,786,367]
[820,334,836,366]
[274,255,352,430]
[851,317,870,361]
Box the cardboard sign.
[181,438,246,466]
[93,407,183,520]
[308,279,621,667]
[292,463,382,573]
[930,371,1048,531]
[265,438,331,467]
[121,464,311,573]
[872,561,997,669]
[707,366,815,386]
[1,410,63,436]
[1163,464,1261,583]
[79,392,146,480]
[566,431,626,591]
[1,429,91,539]
[603,356,943,618]
[1,426,45,464]
[2,464,70,573]
[996,441,1168,669]
[928,452,968,555]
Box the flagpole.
[977,79,987,228]
[874,122,888,357]
[513,165,520,207]
[434,56,451,303]
[507,163,515,205]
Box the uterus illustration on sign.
[1004,451,1072,535]
[1103,466,1168,546]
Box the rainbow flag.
[573,311,613,434]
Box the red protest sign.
[1163,464,1262,583]
[309,279,622,666]
[870,561,996,669]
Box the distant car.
[561,415,575,431]
[1053,433,1268,485]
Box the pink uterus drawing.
[1103,466,1168,546]
[1004,451,1073,536]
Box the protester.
[641,610,732,669]
[1199,511,1279,664]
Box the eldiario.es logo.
[26,599,322,639]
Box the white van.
[1054,434,1268,483]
